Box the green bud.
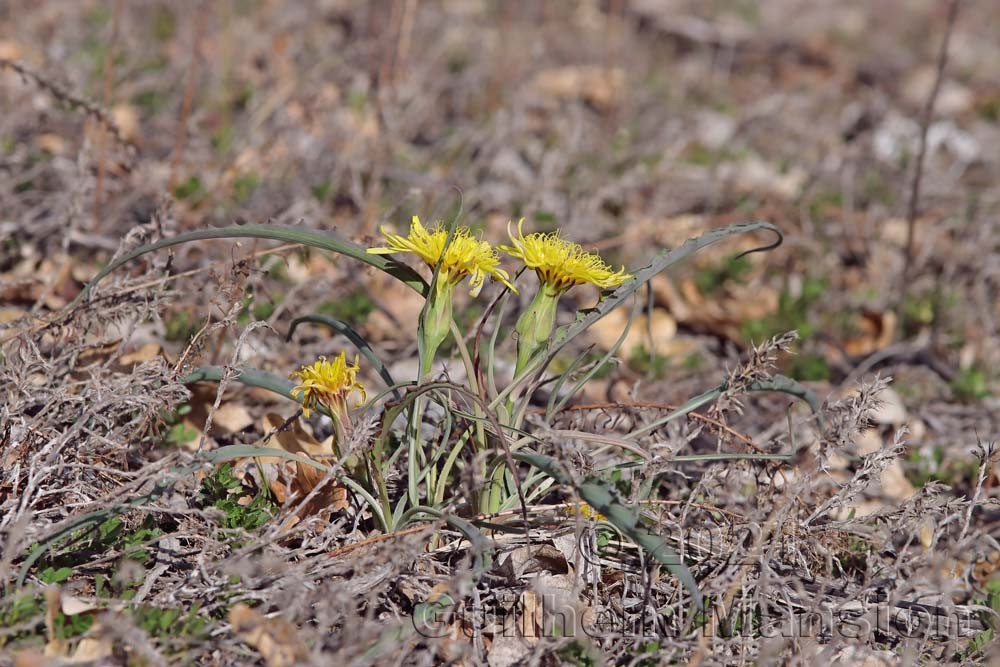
[418,283,454,380]
[514,283,561,378]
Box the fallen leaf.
[488,634,532,667]
[843,310,896,357]
[35,133,67,156]
[111,104,140,141]
[212,403,255,434]
[258,413,348,517]
[117,342,164,368]
[517,591,543,644]
[60,595,98,616]
[587,307,676,357]
[229,604,306,667]
[259,413,329,459]
[880,460,915,500]
[0,40,24,60]
[918,516,935,550]
[70,632,113,662]
[653,275,778,342]
[528,66,625,111]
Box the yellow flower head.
[499,219,631,294]
[289,352,366,418]
[367,215,516,297]
[570,503,607,522]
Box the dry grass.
[2,1,999,665]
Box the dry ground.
[1,1,999,665]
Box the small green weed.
[173,176,206,204]
[742,276,826,343]
[164,309,199,343]
[318,289,375,325]
[694,255,752,294]
[311,181,332,202]
[950,368,990,402]
[197,464,277,531]
[233,172,260,204]
[628,346,670,379]
[906,447,980,488]
[786,352,830,382]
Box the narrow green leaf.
[513,451,704,610]
[748,374,821,413]
[287,314,400,400]
[543,221,782,369]
[181,366,295,397]
[64,224,428,315]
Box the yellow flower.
[289,352,366,418]
[367,215,516,297]
[499,219,630,294]
[569,503,607,522]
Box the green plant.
[742,275,826,343]
[694,255,752,293]
[317,288,375,324]
[197,463,278,531]
[164,309,199,343]
[951,368,990,402]
[233,172,260,204]
[64,213,819,615]
[173,175,206,204]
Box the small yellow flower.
[568,503,606,522]
[289,352,366,418]
[499,219,630,294]
[367,215,516,297]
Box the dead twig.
[898,0,961,319]
[0,58,135,162]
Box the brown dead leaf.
[0,307,26,324]
[0,40,23,60]
[918,516,936,550]
[588,307,677,357]
[259,413,348,516]
[364,272,423,343]
[169,386,256,451]
[70,632,113,663]
[211,403,255,434]
[60,595,98,616]
[517,591,543,644]
[229,603,307,667]
[498,543,570,581]
[529,66,625,111]
[652,275,778,342]
[843,310,896,357]
[880,460,915,500]
[35,133,67,156]
[118,342,163,367]
[488,634,532,667]
[259,413,329,458]
[111,104,140,142]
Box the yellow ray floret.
[367,215,516,297]
[289,352,366,417]
[499,219,631,293]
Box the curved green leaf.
[287,314,400,400]
[748,374,820,413]
[64,224,428,314]
[513,451,704,610]
[543,221,782,369]
[181,365,295,397]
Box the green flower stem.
[418,286,454,382]
[513,283,561,379]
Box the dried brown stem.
[898,0,961,318]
